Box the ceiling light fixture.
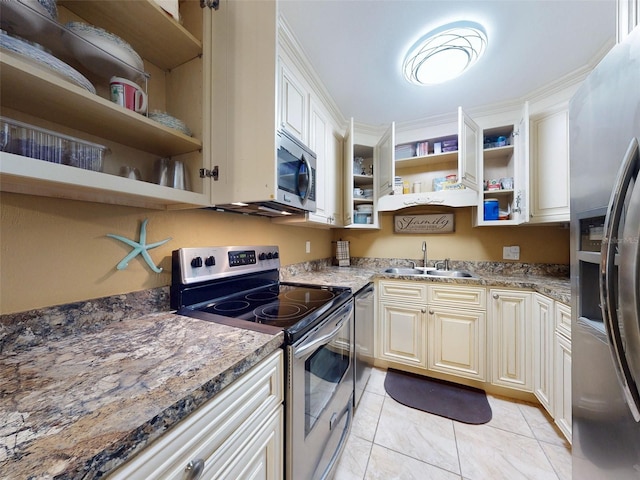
[403,21,488,86]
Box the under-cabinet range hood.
[208,201,308,218]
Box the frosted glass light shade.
[403,21,488,85]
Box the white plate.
[63,22,145,81]
[0,32,96,94]
[149,111,192,136]
[0,0,57,37]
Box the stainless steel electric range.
[170,245,354,480]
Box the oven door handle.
[294,301,353,360]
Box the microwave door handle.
[299,154,313,203]
[600,137,640,421]
[294,304,352,360]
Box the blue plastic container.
[484,199,499,221]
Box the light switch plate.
[305,241,311,254]
[503,245,520,260]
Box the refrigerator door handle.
[601,137,640,421]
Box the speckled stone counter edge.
[0,287,170,353]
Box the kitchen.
[0,0,638,479]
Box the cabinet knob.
[184,459,205,480]
[493,293,499,299]
[428,309,433,314]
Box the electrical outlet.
[503,245,520,260]
[305,241,311,254]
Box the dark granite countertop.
[0,312,284,480]
[282,263,570,305]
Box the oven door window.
[305,319,351,436]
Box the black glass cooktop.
[182,282,352,343]
[198,284,342,326]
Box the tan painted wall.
[1,194,569,314]
[0,193,332,314]
[333,208,569,265]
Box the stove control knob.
[191,257,203,268]
[266,252,273,260]
[205,256,215,267]
[259,252,267,261]
[272,251,279,259]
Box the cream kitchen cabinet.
[108,350,284,480]
[532,293,555,415]
[489,289,533,392]
[475,103,530,226]
[213,1,342,225]
[344,119,395,228]
[427,284,487,381]
[279,60,309,145]
[307,98,341,226]
[529,105,570,224]
[0,0,212,210]
[279,90,342,227]
[378,107,479,212]
[377,280,427,368]
[554,301,572,442]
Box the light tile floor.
[335,368,572,480]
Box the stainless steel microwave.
[277,128,316,212]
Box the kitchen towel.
[336,240,350,267]
[384,368,492,424]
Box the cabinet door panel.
[428,285,486,309]
[379,281,427,302]
[279,63,307,142]
[458,106,481,190]
[490,290,533,391]
[554,332,572,443]
[532,294,554,415]
[375,122,395,197]
[379,302,426,368]
[530,108,569,223]
[308,99,329,223]
[429,306,486,381]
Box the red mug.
[110,76,147,114]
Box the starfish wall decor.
[107,219,171,273]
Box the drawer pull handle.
[185,459,205,480]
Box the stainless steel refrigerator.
[570,26,640,479]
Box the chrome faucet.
[422,241,428,268]
[435,258,451,271]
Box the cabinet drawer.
[555,302,571,339]
[428,284,486,309]
[378,280,427,302]
[108,350,284,480]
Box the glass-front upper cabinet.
[0,0,212,209]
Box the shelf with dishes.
[0,0,208,208]
[1,54,201,156]
[58,0,202,71]
[1,0,147,82]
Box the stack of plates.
[0,0,58,37]
[149,111,192,136]
[356,204,373,213]
[64,22,145,81]
[0,31,96,94]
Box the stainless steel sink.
[383,267,427,275]
[383,267,477,278]
[424,270,477,278]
